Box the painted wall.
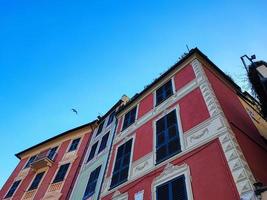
[0,130,92,200]
[203,65,267,185]
[70,105,123,200]
[0,158,27,199]
[102,140,239,200]
[102,62,231,200]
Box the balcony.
[30,149,56,171]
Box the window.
[53,163,70,183]
[5,180,21,198]
[28,171,45,191]
[96,122,104,136]
[156,80,173,106]
[83,166,101,199]
[110,139,132,188]
[68,138,80,152]
[48,146,58,160]
[156,110,181,164]
[87,142,98,162]
[107,111,116,126]
[98,132,110,153]
[122,106,137,130]
[24,155,37,168]
[156,175,187,200]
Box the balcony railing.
[30,150,56,171]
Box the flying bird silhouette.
[71,108,78,115]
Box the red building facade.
[0,122,96,200]
[100,49,267,200]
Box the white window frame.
[4,179,22,199]
[153,77,176,108]
[85,140,100,165]
[109,134,135,190]
[48,145,59,160]
[120,104,139,132]
[51,162,72,184]
[66,137,82,153]
[152,105,185,165]
[25,169,47,192]
[152,163,193,200]
[23,155,37,169]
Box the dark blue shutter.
[68,138,80,152]
[87,142,98,162]
[5,180,21,198]
[28,171,45,191]
[122,107,137,130]
[110,139,132,188]
[24,155,37,168]
[83,165,101,199]
[48,146,58,160]
[156,80,173,106]
[156,175,187,200]
[156,110,181,164]
[96,122,104,136]
[53,163,70,183]
[98,132,110,153]
[107,111,116,125]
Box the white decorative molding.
[101,177,111,194]
[184,115,226,148]
[112,190,128,200]
[194,59,257,198]
[152,163,194,200]
[154,163,187,184]
[59,151,77,165]
[219,131,256,197]
[131,153,154,179]
[103,58,258,199]
[115,79,198,144]
[15,168,30,181]
[191,59,204,83]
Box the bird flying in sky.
[71,108,78,115]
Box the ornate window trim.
[152,105,185,166]
[152,163,193,200]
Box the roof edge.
[116,48,244,116]
[15,120,98,159]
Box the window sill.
[155,93,174,108]
[109,179,128,191]
[155,150,182,165]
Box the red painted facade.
[0,125,95,200]
[203,65,267,185]
[101,52,267,200]
[103,140,239,200]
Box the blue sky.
[0,0,266,188]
